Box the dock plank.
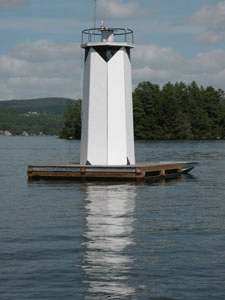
[27,162,197,182]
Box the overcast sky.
[1,0,225,100]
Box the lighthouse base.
[27,162,197,183]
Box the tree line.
[0,98,71,136]
[59,81,225,140]
[0,110,64,136]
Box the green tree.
[132,80,225,140]
[133,81,162,139]
[59,100,81,139]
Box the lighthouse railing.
[81,28,134,44]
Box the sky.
[1,0,225,100]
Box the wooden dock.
[27,162,196,182]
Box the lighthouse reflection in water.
[82,184,136,299]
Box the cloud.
[189,1,225,44]
[9,40,81,62]
[0,40,82,100]
[133,44,184,70]
[0,56,27,77]
[1,40,225,101]
[0,17,83,35]
[0,0,28,8]
[0,77,75,100]
[133,45,183,85]
[188,50,225,73]
[96,0,148,19]
[132,44,225,90]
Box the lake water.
[0,136,225,300]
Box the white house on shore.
[0,130,12,136]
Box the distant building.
[22,131,29,136]
[0,130,12,136]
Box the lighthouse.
[28,23,197,181]
[80,22,135,166]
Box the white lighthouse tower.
[80,22,135,166]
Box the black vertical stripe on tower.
[85,48,90,61]
[126,48,131,61]
[93,46,121,62]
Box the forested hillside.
[133,81,225,140]
[0,98,71,113]
[60,81,225,140]
[1,81,225,139]
[0,98,77,136]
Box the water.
[0,136,225,299]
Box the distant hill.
[0,97,77,113]
[2,80,225,140]
[0,97,79,136]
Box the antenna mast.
[94,0,97,28]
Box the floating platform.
[27,162,197,182]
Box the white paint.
[80,27,135,166]
[80,48,107,165]
[108,49,127,165]
[87,49,107,165]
